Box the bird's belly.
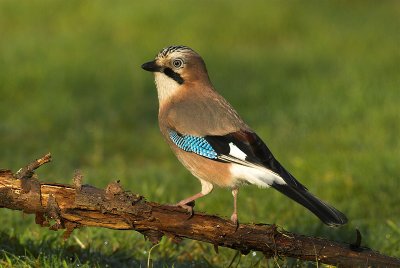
[173,148,237,188]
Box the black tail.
[272,183,348,227]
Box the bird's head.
[141,45,210,101]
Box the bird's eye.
[172,58,184,69]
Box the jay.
[141,45,348,227]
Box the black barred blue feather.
[169,130,218,159]
[167,129,348,227]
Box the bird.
[141,45,348,227]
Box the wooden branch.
[1,154,399,267]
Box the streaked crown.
[152,45,208,83]
[142,45,211,102]
[156,45,194,59]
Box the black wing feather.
[205,130,306,189]
[204,130,348,226]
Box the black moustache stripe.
[164,68,184,85]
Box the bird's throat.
[154,72,182,103]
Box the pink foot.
[176,200,195,218]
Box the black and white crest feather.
[157,45,193,58]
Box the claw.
[173,187,211,220]
[176,200,195,219]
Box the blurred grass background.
[0,0,399,267]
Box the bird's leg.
[176,192,204,216]
[230,188,239,228]
[176,179,213,217]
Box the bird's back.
[159,83,250,137]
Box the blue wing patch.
[168,130,218,159]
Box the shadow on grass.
[0,232,212,267]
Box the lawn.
[1,0,399,267]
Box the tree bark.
[0,154,399,267]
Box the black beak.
[141,60,162,72]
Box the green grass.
[1,0,399,267]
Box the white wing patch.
[219,142,287,187]
[228,142,247,160]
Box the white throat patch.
[154,72,181,102]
